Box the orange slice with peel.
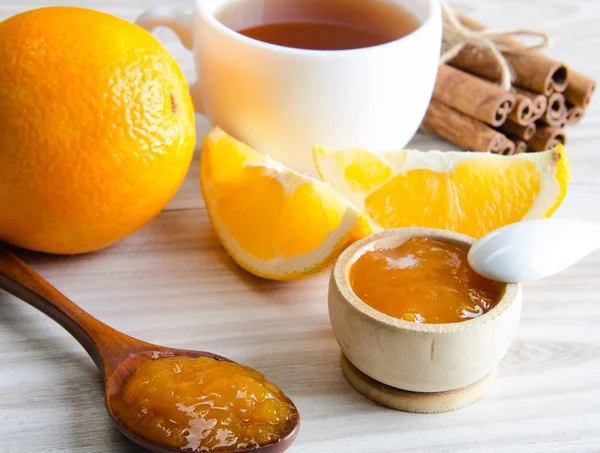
[201,128,372,280]
[313,145,570,239]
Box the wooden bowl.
[329,228,522,398]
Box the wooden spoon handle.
[0,247,151,376]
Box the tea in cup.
[137,0,442,174]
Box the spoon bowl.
[468,218,600,283]
[0,246,300,453]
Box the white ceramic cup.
[137,0,442,174]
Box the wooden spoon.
[0,247,300,453]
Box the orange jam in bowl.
[349,237,504,324]
[110,356,296,452]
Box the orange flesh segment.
[364,158,542,238]
[349,237,504,324]
[341,149,393,191]
[214,166,349,260]
[202,131,263,186]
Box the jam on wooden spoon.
[0,247,299,453]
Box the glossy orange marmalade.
[110,356,295,452]
[349,237,504,324]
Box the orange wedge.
[201,128,372,280]
[314,145,570,239]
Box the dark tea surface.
[218,0,419,50]
[239,21,392,50]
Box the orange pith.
[365,158,541,238]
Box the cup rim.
[196,0,441,56]
[332,228,521,334]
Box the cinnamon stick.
[514,88,548,121]
[499,120,536,141]
[499,139,516,156]
[564,69,596,108]
[433,65,515,127]
[529,125,566,151]
[539,92,567,127]
[447,15,568,95]
[423,99,512,153]
[506,136,528,155]
[566,104,585,125]
[508,92,535,125]
[447,49,567,97]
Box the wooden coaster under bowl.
[341,354,497,414]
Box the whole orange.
[0,7,195,254]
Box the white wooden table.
[1,1,599,452]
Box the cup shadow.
[214,250,331,302]
[139,203,333,306]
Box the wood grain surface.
[1,1,599,452]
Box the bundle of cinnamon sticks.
[423,14,595,155]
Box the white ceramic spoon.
[468,218,600,283]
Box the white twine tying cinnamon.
[440,1,550,91]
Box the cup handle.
[136,5,204,114]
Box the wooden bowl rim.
[332,227,520,334]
